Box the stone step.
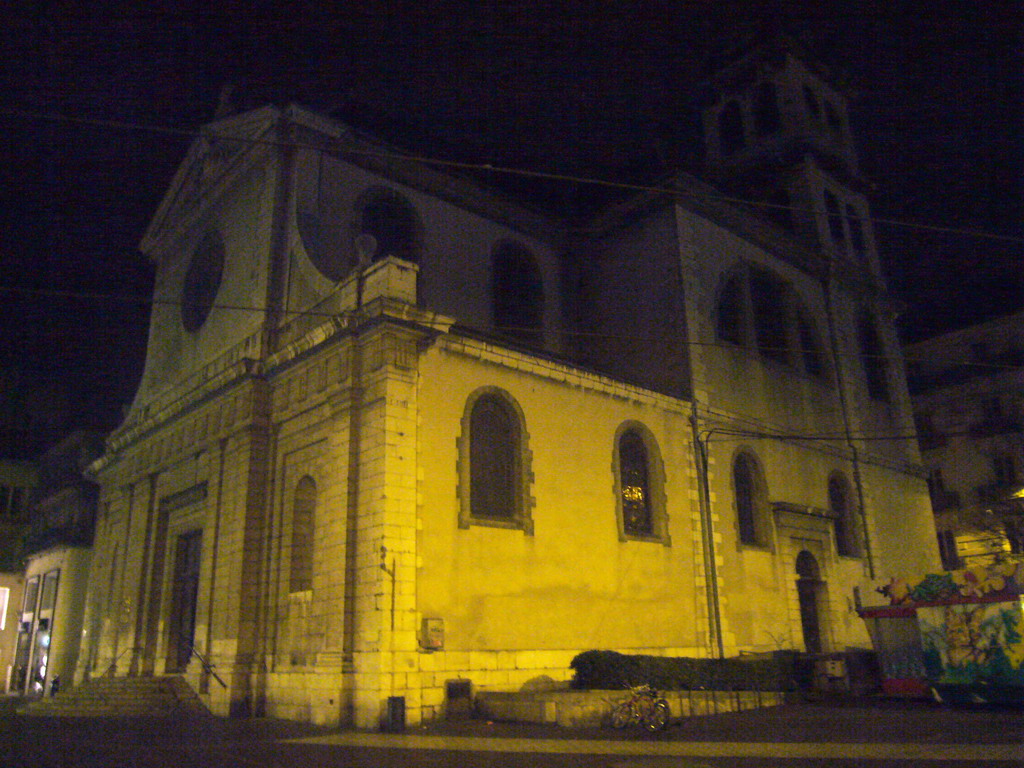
[20,675,209,718]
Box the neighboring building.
[11,430,103,696]
[78,41,938,727]
[907,312,1024,569]
[0,457,36,692]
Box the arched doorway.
[796,550,824,653]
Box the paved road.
[1,697,1021,767]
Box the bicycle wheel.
[611,700,633,729]
[642,699,670,732]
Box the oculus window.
[181,231,224,333]
[357,187,420,263]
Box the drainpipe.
[821,267,875,579]
[691,401,725,658]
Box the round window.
[181,232,224,332]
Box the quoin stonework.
[78,41,939,728]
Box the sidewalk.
[287,698,1024,762]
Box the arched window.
[733,451,767,547]
[824,101,844,138]
[719,101,746,155]
[716,272,746,345]
[796,306,825,379]
[766,187,794,231]
[619,429,652,536]
[182,231,224,333]
[749,268,790,364]
[459,389,533,532]
[614,423,669,543]
[290,476,316,592]
[754,82,780,136]
[357,188,420,263]
[823,190,845,246]
[828,473,857,557]
[857,312,889,402]
[492,240,544,345]
[803,85,821,120]
[846,204,867,261]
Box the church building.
[78,42,939,727]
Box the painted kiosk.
[859,561,1024,704]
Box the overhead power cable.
[1,106,1021,246]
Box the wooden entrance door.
[796,550,823,653]
[167,531,202,672]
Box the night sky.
[1,1,1020,449]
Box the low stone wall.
[477,688,785,728]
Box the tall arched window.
[492,240,544,345]
[613,423,669,543]
[823,190,845,246]
[357,188,420,263]
[857,312,889,402]
[796,305,825,380]
[290,476,316,592]
[719,101,746,155]
[733,451,766,547]
[619,429,652,536]
[749,268,790,364]
[716,272,747,345]
[828,473,857,557]
[754,82,780,136]
[460,389,533,532]
[846,204,867,261]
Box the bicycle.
[609,683,670,732]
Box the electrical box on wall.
[420,617,444,650]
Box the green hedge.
[569,650,803,692]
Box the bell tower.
[701,39,881,277]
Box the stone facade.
[78,46,938,728]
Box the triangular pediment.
[140,105,282,258]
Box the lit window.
[614,424,669,544]
[0,587,8,630]
[619,430,652,536]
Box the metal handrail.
[190,645,227,689]
[105,645,142,677]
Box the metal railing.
[191,645,227,689]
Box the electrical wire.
[1,106,1021,246]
